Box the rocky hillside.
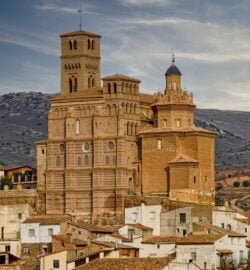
[0,92,249,171]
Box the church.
[36,28,216,220]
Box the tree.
[0,176,12,190]
[233,181,240,187]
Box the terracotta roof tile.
[22,215,70,225]
[68,221,114,233]
[234,218,250,225]
[168,154,198,164]
[176,234,224,245]
[102,74,140,82]
[52,235,87,246]
[93,241,139,250]
[127,223,153,231]
[75,257,172,270]
[110,234,132,242]
[216,249,233,254]
[138,126,217,136]
[60,30,101,38]
[142,236,182,244]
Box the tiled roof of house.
[22,215,70,225]
[68,221,114,233]
[168,154,198,164]
[193,222,246,237]
[142,236,182,244]
[176,234,224,245]
[60,30,101,38]
[75,257,172,270]
[110,234,132,242]
[52,235,87,246]
[92,241,139,250]
[234,218,250,225]
[127,223,153,231]
[216,249,233,254]
[102,74,140,82]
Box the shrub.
[0,176,12,190]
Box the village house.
[0,204,32,258]
[20,215,70,259]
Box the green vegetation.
[0,176,12,190]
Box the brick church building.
[36,28,216,220]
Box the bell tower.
[60,30,101,95]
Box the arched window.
[77,157,81,166]
[75,119,80,135]
[134,104,137,114]
[157,139,162,150]
[56,156,60,167]
[92,78,95,87]
[130,103,133,114]
[108,83,111,94]
[173,82,176,90]
[88,39,91,50]
[176,119,181,128]
[85,155,89,165]
[126,103,129,114]
[114,83,117,94]
[105,156,109,164]
[134,84,137,94]
[130,84,132,94]
[69,40,73,50]
[127,122,131,135]
[69,78,73,93]
[74,40,77,49]
[92,40,95,50]
[107,105,111,115]
[74,78,78,92]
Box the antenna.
[78,2,83,30]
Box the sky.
[0,0,250,111]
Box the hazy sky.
[0,0,250,110]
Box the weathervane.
[78,2,83,30]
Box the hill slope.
[0,92,249,170]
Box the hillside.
[0,92,249,171]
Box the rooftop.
[127,223,153,231]
[168,154,198,164]
[142,236,182,244]
[60,30,101,38]
[102,74,141,83]
[75,257,172,270]
[22,215,70,225]
[68,221,114,233]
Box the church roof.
[165,64,182,76]
[137,126,217,136]
[168,154,198,164]
[102,74,141,83]
[60,30,101,38]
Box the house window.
[128,229,135,239]
[29,229,35,237]
[221,223,224,228]
[240,250,244,262]
[23,247,31,254]
[157,139,162,150]
[179,213,186,224]
[5,245,10,252]
[191,252,196,261]
[18,213,22,220]
[245,228,247,233]
[132,213,137,223]
[48,228,53,236]
[183,229,187,236]
[53,260,60,269]
[157,244,160,249]
[227,224,231,231]
[193,176,196,184]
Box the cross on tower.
[78,3,83,30]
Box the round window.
[108,141,114,150]
[82,142,90,152]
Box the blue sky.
[0,0,250,110]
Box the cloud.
[120,0,169,5]
[36,3,77,14]
[0,26,58,56]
